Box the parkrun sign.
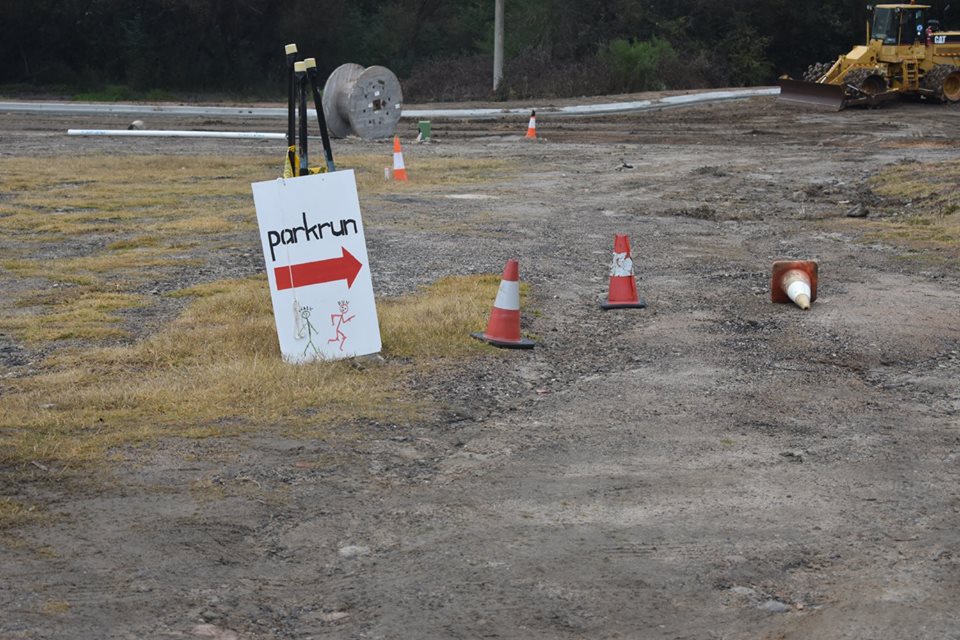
[251,171,381,363]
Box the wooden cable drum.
[322,63,403,139]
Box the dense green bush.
[601,38,679,92]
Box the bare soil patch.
[1,96,959,639]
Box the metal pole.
[285,44,298,175]
[304,57,336,172]
[295,61,309,175]
[493,0,504,92]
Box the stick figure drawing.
[294,304,321,357]
[328,299,355,351]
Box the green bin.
[417,120,431,141]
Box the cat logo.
[934,35,947,44]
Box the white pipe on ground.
[67,129,285,140]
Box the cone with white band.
[771,260,818,310]
[601,234,646,310]
[525,110,537,139]
[472,259,535,349]
[392,135,408,181]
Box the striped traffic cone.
[472,259,535,349]
[771,260,818,310]
[525,110,537,139]
[392,135,408,181]
[601,234,646,310]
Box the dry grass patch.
[0,152,523,346]
[106,236,162,251]
[367,209,512,236]
[5,249,197,285]
[380,274,525,358]
[0,152,512,266]
[869,160,960,209]
[344,154,516,195]
[0,155,276,325]
[0,153,522,468]
[0,291,144,342]
[0,274,502,466]
[0,497,41,530]
[41,601,72,615]
[860,160,960,261]
[335,153,519,233]
[0,155,276,239]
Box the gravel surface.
[2,95,960,639]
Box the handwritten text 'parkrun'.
[268,212,359,262]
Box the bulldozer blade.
[778,78,846,110]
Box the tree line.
[0,0,955,101]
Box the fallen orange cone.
[525,110,537,139]
[601,234,646,310]
[392,135,408,181]
[771,260,818,310]
[472,259,535,349]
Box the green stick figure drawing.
[296,305,321,357]
[328,299,355,352]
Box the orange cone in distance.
[771,260,818,310]
[472,259,535,349]
[525,110,537,139]
[601,234,646,310]
[392,135,408,181]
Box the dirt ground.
[2,95,960,639]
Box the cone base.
[471,332,535,350]
[600,298,647,310]
[771,261,818,304]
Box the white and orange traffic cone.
[525,110,537,139]
[601,234,646,310]
[472,259,535,349]
[771,260,818,310]
[392,135,408,181]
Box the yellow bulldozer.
[780,3,960,109]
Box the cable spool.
[322,64,403,139]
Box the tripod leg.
[304,58,336,173]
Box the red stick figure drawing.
[328,299,355,351]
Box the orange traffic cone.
[771,260,818,310]
[392,135,408,181]
[472,259,535,349]
[601,234,646,310]
[525,110,537,139]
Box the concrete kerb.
[0,88,781,122]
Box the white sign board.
[251,171,381,363]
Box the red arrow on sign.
[274,247,363,291]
